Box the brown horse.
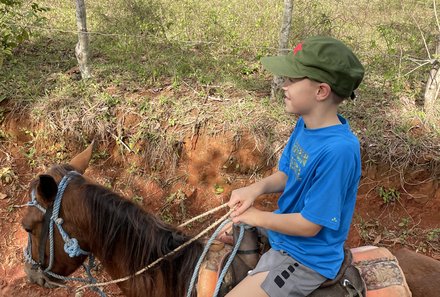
[21,142,204,297]
[393,248,440,297]
[21,143,440,297]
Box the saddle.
[197,228,410,297]
[308,247,366,297]
[309,246,413,297]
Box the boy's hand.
[228,171,286,217]
[230,206,265,226]
[228,186,259,217]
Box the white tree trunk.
[271,0,293,100]
[424,36,440,125]
[75,0,91,79]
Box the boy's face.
[282,78,320,115]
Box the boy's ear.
[36,174,58,203]
[316,83,332,101]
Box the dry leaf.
[0,193,7,200]
[373,234,382,245]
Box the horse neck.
[82,184,204,297]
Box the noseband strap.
[38,205,53,268]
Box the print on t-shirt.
[289,140,309,181]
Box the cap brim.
[261,55,304,78]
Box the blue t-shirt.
[268,115,361,279]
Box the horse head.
[21,141,95,288]
[20,141,205,297]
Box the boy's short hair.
[261,36,365,99]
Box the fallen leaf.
[373,234,382,245]
[214,185,224,195]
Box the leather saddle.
[198,226,366,297]
[308,247,366,297]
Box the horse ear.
[37,175,58,203]
[69,140,95,174]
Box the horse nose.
[24,263,39,284]
[24,262,44,286]
[24,262,59,288]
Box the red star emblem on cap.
[293,42,303,55]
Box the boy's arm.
[231,208,322,237]
[228,170,287,217]
[228,170,322,237]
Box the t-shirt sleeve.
[300,147,357,230]
[278,118,302,174]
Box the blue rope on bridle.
[23,171,106,297]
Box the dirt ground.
[0,112,439,296]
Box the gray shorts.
[248,248,326,297]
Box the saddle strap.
[236,249,259,255]
[342,278,364,297]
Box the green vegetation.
[0,0,47,67]
[0,0,439,178]
[354,214,435,252]
[427,228,440,241]
[0,0,438,258]
[159,189,187,224]
[132,195,144,204]
[378,186,400,204]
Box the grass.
[0,0,439,179]
[0,0,438,264]
[355,214,421,249]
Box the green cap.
[261,36,365,99]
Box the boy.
[225,36,365,297]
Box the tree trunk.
[270,0,293,100]
[424,35,440,125]
[75,0,91,79]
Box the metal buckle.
[342,278,352,287]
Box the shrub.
[0,0,47,67]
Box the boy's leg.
[226,248,326,297]
[225,272,270,297]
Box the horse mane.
[52,165,204,296]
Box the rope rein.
[178,203,230,228]
[186,219,231,297]
[185,220,246,297]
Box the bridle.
[24,171,89,273]
[23,171,106,296]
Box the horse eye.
[21,222,33,233]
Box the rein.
[77,204,237,294]
[185,219,245,297]
[23,171,106,296]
